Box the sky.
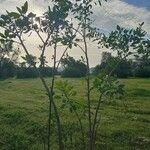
[0,0,150,67]
[124,0,150,11]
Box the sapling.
[1,1,149,149]
[0,1,74,149]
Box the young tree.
[0,1,73,149]
[0,1,149,150]
[66,1,149,149]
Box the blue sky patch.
[123,0,150,11]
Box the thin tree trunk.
[64,92,86,149]
[48,38,58,150]
[83,26,92,150]
[18,36,64,150]
[91,93,103,147]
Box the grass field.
[0,78,150,150]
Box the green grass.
[0,78,150,149]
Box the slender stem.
[75,43,86,54]
[94,112,102,145]
[83,24,92,150]
[91,53,130,147]
[35,30,53,150]
[47,98,52,150]
[63,92,86,149]
[17,35,64,150]
[56,24,81,70]
[40,34,50,68]
[56,46,69,70]
[70,26,83,37]
[48,33,58,150]
[36,31,45,44]
[91,93,103,147]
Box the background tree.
[61,55,87,78]
[93,52,132,78]
[0,40,19,79]
[133,40,150,77]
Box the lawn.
[0,78,150,150]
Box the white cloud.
[0,0,50,15]
[93,0,150,33]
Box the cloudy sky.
[0,0,150,67]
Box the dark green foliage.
[93,52,132,78]
[16,67,38,79]
[135,66,150,78]
[21,54,37,68]
[40,67,54,77]
[0,58,16,79]
[115,61,132,78]
[93,74,124,97]
[16,67,53,79]
[61,67,85,78]
[0,40,19,79]
[100,24,147,57]
[61,55,87,78]
[134,57,150,78]
[92,64,101,75]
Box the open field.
[0,78,150,150]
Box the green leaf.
[0,33,5,38]
[117,25,120,31]
[0,19,5,26]
[1,15,7,21]
[69,44,72,49]
[0,39,5,43]
[28,12,36,18]
[9,12,20,19]
[22,1,28,14]
[74,43,77,47]
[16,7,22,14]
[4,30,10,37]
[8,33,16,38]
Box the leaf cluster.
[55,80,81,113]
[99,24,148,58]
[93,74,124,98]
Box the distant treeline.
[0,61,55,79]
[92,52,150,78]
[0,52,150,79]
